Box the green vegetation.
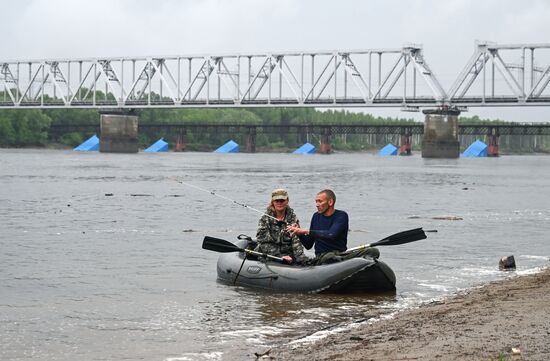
[0,99,419,151]
[489,354,509,361]
[1,90,549,153]
[458,115,550,154]
[0,109,51,146]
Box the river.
[1,149,549,360]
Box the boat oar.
[202,236,284,262]
[346,227,427,252]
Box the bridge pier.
[320,127,331,154]
[487,128,499,157]
[246,126,257,153]
[422,108,460,158]
[176,128,187,152]
[99,113,139,153]
[399,130,412,155]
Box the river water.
[1,149,549,360]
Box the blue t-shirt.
[300,209,349,255]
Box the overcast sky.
[2,0,550,121]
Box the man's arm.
[309,211,348,242]
[287,215,314,249]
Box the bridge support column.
[176,128,187,152]
[487,128,499,157]
[399,129,412,155]
[246,126,257,153]
[320,127,331,154]
[421,108,460,158]
[100,113,139,153]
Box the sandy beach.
[270,267,550,361]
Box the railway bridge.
[49,122,550,156]
[3,41,550,157]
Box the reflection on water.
[203,287,398,359]
[1,150,549,361]
[243,288,397,323]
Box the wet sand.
[270,267,550,361]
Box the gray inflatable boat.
[216,241,396,293]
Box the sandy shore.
[270,267,550,361]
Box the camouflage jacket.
[255,207,307,262]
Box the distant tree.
[0,109,52,146]
[0,116,16,146]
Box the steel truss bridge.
[49,122,550,137]
[2,42,550,110]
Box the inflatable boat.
[204,228,427,293]
[215,240,396,293]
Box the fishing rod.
[176,179,281,223]
[177,179,438,237]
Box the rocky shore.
[270,267,550,361]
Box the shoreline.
[2,146,550,156]
[271,267,550,361]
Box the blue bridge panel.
[144,138,169,152]
[463,139,488,157]
[214,140,240,153]
[74,135,99,151]
[379,143,398,156]
[293,143,316,154]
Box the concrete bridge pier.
[99,113,139,153]
[421,108,460,158]
[320,127,331,154]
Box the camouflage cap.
[271,188,289,201]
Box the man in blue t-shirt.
[287,189,348,257]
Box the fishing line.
[176,179,434,242]
[175,179,281,223]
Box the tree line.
[1,90,549,153]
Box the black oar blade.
[371,228,427,247]
[202,236,243,253]
[388,227,427,244]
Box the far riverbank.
[5,144,550,155]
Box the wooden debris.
[254,348,271,358]
[432,215,463,220]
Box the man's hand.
[281,255,293,264]
[286,224,308,236]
